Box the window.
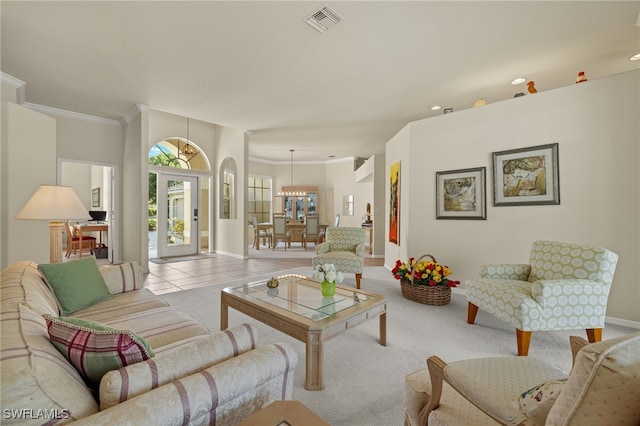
[222,169,234,219]
[218,157,237,220]
[148,139,207,171]
[248,176,272,223]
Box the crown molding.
[120,103,147,126]
[24,102,121,126]
[249,155,356,165]
[1,72,26,104]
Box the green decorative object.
[321,280,336,297]
[266,277,279,288]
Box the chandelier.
[276,149,307,197]
[182,118,196,155]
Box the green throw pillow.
[38,257,112,315]
[43,314,154,385]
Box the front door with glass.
[157,174,199,257]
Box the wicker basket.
[399,254,452,306]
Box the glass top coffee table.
[221,274,387,390]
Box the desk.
[75,223,108,258]
[255,222,328,249]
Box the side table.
[237,400,329,426]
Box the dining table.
[254,222,328,250]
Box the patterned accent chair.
[465,240,619,356]
[404,331,640,426]
[313,227,366,289]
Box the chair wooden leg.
[516,329,532,356]
[586,328,602,343]
[355,273,362,289]
[467,302,479,324]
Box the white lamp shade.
[16,185,91,220]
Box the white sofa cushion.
[99,323,258,409]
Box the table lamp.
[16,185,91,263]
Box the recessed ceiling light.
[511,77,527,85]
[430,105,442,111]
[629,53,640,61]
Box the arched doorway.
[148,134,211,259]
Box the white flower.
[313,263,344,284]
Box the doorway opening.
[148,135,211,260]
[58,159,119,264]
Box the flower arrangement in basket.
[391,254,459,305]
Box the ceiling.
[2,1,639,162]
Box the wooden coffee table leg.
[220,297,229,330]
[306,331,324,390]
[380,311,387,346]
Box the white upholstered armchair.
[404,331,640,426]
[313,227,366,289]
[465,240,619,356]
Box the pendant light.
[182,118,196,155]
[276,149,307,197]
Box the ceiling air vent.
[305,5,343,34]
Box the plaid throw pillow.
[43,314,154,385]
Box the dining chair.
[272,214,291,250]
[64,220,97,258]
[302,214,320,250]
[251,215,272,249]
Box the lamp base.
[49,220,64,263]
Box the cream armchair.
[404,331,640,426]
[465,240,619,356]
[313,227,365,289]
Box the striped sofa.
[1,261,298,425]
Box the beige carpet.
[159,266,637,426]
[248,243,316,259]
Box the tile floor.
[75,246,384,295]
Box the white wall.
[214,126,247,258]
[1,102,57,266]
[60,162,92,208]
[386,70,640,323]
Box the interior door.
[157,174,199,257]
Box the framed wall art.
[389,161,400,244]
[436,167,486,220]
[492,143,559,206]
[342,194,354,216]
[91,187,101,208]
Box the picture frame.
[436,167,486,220]
[342,194,354,216]
[492,143,559,206]
[389,161,400,244]
[91,187,101,208]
